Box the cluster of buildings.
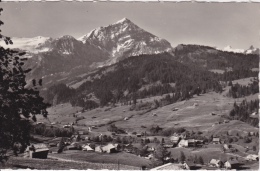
[209,158,241,169]
[169,133,205,148]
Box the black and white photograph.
[0,1,259,170]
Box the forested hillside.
[43,53,217,108]
[43,45,259,110]
[173,44,259,70]
[229,99,259,127]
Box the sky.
[0,2,259,49]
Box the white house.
[209,159,223,168]
[224,159,240,169]
[178,140,188,147]
[246,154,259,161]
[82,145,94,151]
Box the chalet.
[195,140,204,147]
[209,159,223,168]
[78,131,84,135]
[187,139,196,147]
[24,144,49,159]
[224,159,240,169]
[170,136,180,144]
[211,112,216,116]
[212,137,220,144]
[102,143,118,153]
[223,144,230,150]
[249,132,255,136]
[95,146,103,153]
[178,140,188,147]
[136,134,142,137]
[151,162,190,170]
[82,145,94,151]
[63,125,71,128]
[246,154,259,161]
[124,117,129,121]
[147,146,155,152]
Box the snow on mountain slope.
[223,45,245,53]
[222,45,259,54]
[78,18,173,66]
[245,45,259,55]
[0,36,51,55]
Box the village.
[24,118,259,170]
[20,85,259,170]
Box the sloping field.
[49,150,152,168]
[5,157,139,170]
[205,120,258,135]
[232,77,257,86]
[38,86,258,136]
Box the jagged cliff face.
[78,18,172,66]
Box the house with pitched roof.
[209,159,224,168]
[24,144,49,159]
[102,143,118,153]
[178,140,188,147]
[82,144,94,151]
[224,159,240,169]
[212,137,220,144]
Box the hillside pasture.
[232,77,257,86]
[4,157,138,170]
[49,150,152,168]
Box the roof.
[151,163,186,170]
[78,131,84,135]
[213,138,220,141]
[170,136,180,141]
[188,139,195,143]
[26,144,49,152]
[95,146,103,151]
[226,159,239,165]
[35,148,49,153]
[103,143,116,150]
[210,159,221,164]
[247,154,258,158]
[179,139,188,144]
[33,144,48,149]
[83,145,94,151]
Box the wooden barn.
[24,144,49,159]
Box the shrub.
[244,136,252,143]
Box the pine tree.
[154,144,171,164]
[180,151,186,163]
[0,4,49,162]
[199,156,204,165]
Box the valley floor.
[18,84,260,170]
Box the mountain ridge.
[78,18,173,67]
